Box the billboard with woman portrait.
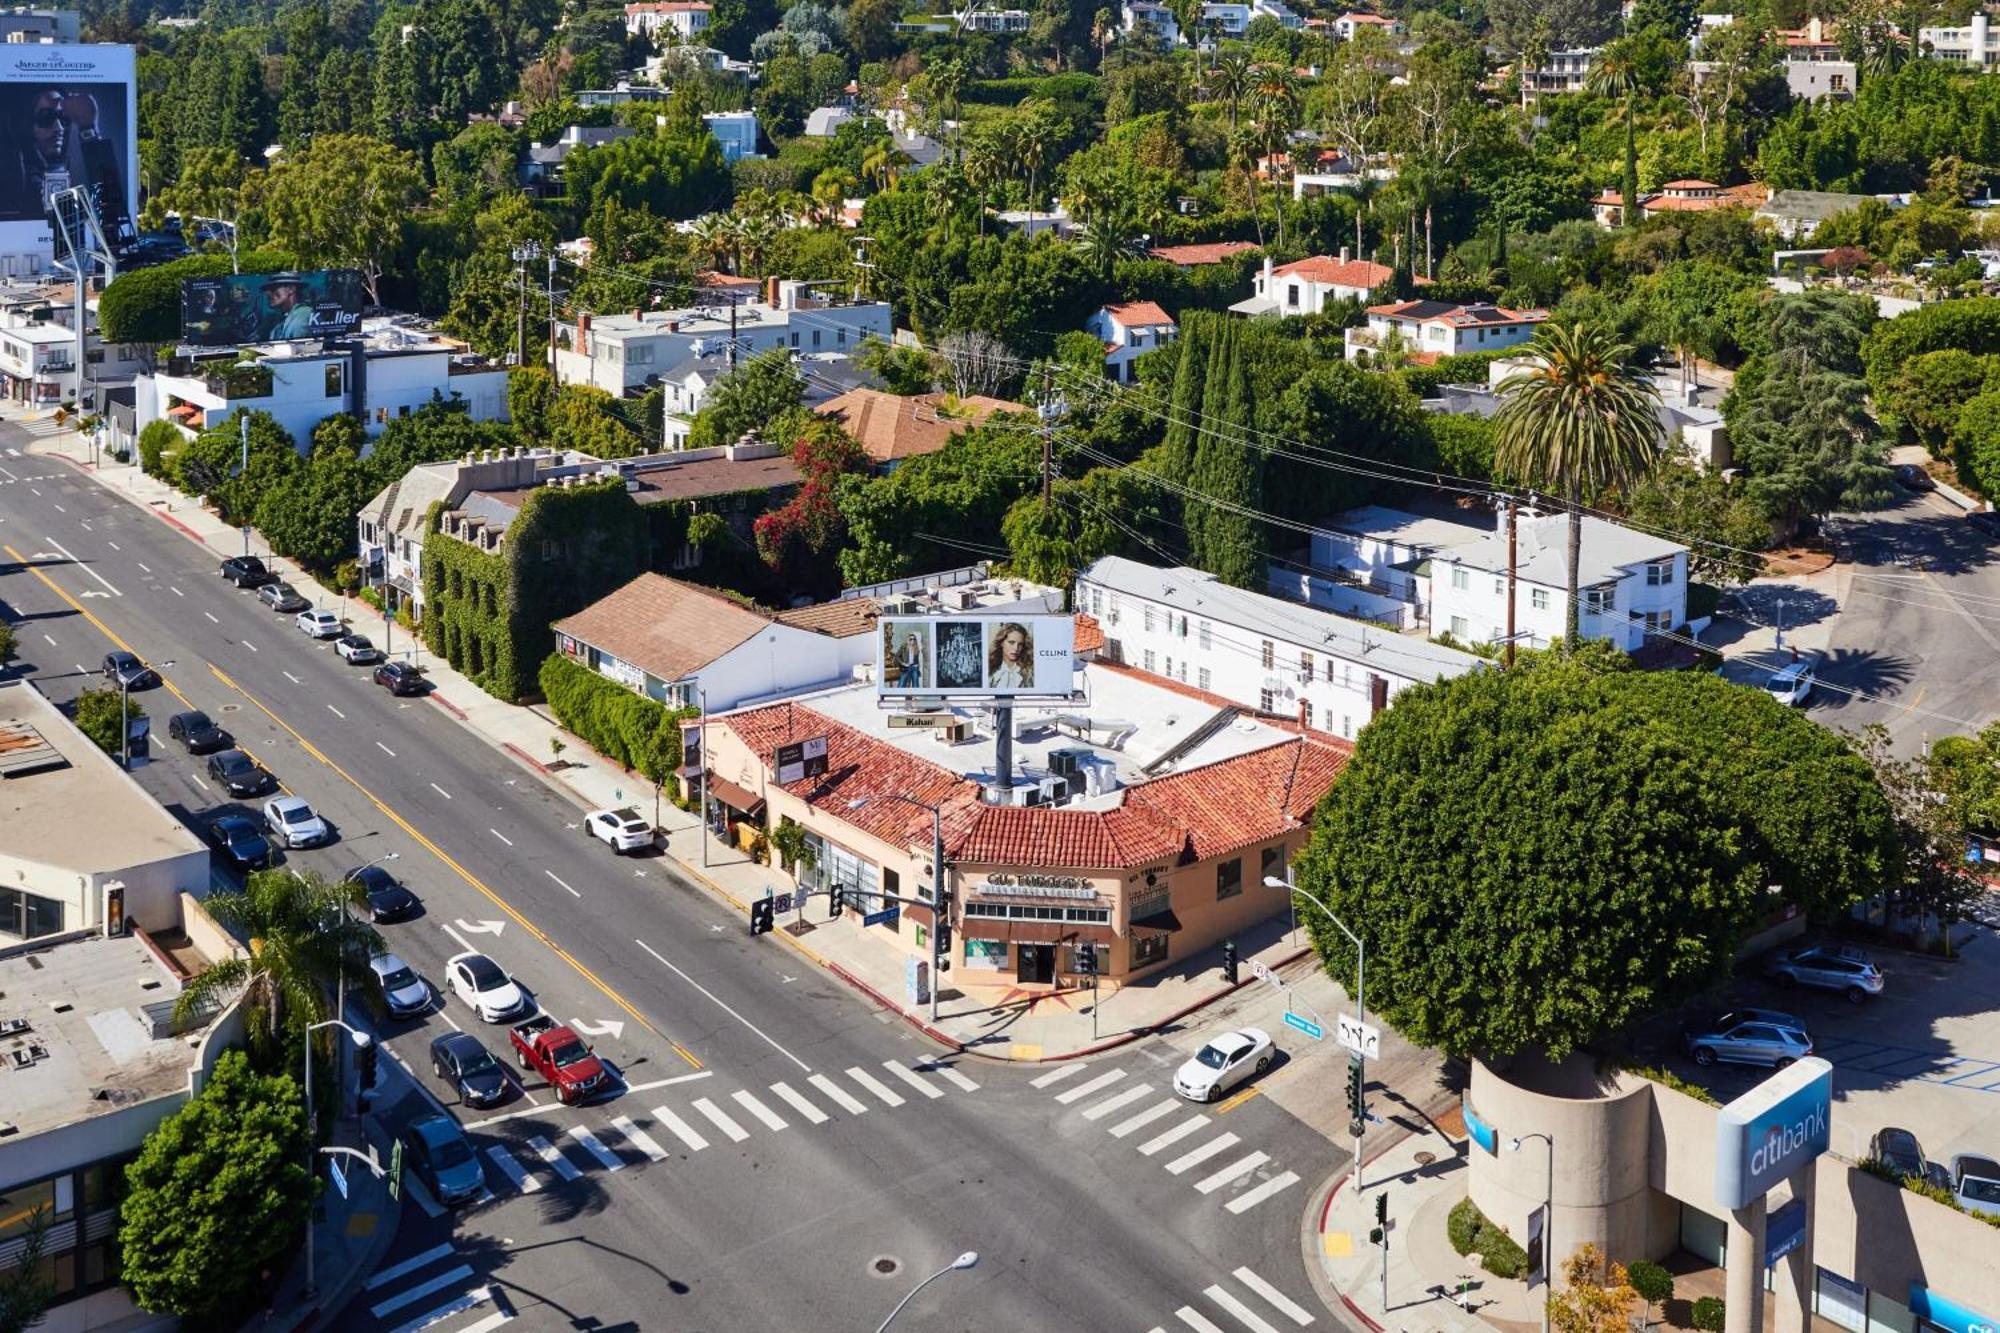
[877,615,1075,700]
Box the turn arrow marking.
[455,918,506,935]
[569,1018,626,1040]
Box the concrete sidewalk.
[28,423,1319,1062]
[243,1111,404,1333]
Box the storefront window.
[1131,932,1168,968]
[964,940,1009,970]
[0,886,64,940]
[1817,1268,1867,1333]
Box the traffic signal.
[1075,942,1097,975]
[1221,939,1238,984]
[935,921,952,956]
[388,1139,404,1202]
[1370,1190,1389,1245]
[1345,1055,1366,1119]
[357,1035,378,1090]
[829,884,844,917]
[749,897,775,935]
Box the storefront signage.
[1910,1285,1999,1333]
[1715,1058,1832,1210]
[888,712,954,729]
[1463,1098,1498,1156]
[1764,1198,1806,1268]
[977,874,1098,902]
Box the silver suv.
[1764,945,1885,1004]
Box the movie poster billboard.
[0,44,137,261]
[180,268,367,347]
[877,615,1076,699]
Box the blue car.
[403,1115,484,1206]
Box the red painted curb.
[428,693,467,721]
[1029,944,1317,1063]
[823,959,966,1052]
[154,508,204,541]
[500,741,551,775]
[1340,1293,1386,1333]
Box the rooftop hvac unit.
[1038,776,1069,805]
[1047,747,1089,779]
[880,596,920,615]
[933,719,971,743]
[943,586,979,610]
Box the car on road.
[206,748,275,798]
[261,794,331,849]
[204,814,273,870]
[1173,1027,1275,1103]
[1870,1127,1932,1183]
[167,709,231,755]
[510,1013,610,1105]
[257,581,310,614]
[1766,658,1815,707]
[1893,463,1936,492]
[1683,1015,1813,1069]
[219,555,274,588]
[1951,1154,2000,1219]
[585,807,653,854]
[295,608,342,639]
[101,651,159,690]
[1764,945,1885,1003]
[334,634,383,665]
[447,952,530,1022]
[402,1114,484,1206]
[1969,510,2000,539]
[373,661,426,696]
[346,863,418,922]
[368,952,431,1019]
[430,1031,510,1107]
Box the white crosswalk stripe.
[568,1125,627,1171]
[369,1265,476,1319]
[1108,1099,1181,1139]
[651,1104,710,1152]
[732,1089,789,1132]
[882,1060,945,1099]
[1194,1152,1269,1194]
[1175,1307,1227,1333]
[919,1061,981,1092]
[1166,1133,1242,1176]
[401,1174,448,1217]
[388,1285,502,1333]
[365,1244,456,1291]
[810,1072,870,1114]
[456,1309,515,1333]
[1224,1171,1301,1215]
[1231,1268,1313,1325]
[1204,1283,1282,1333]
[610,1115,669,1162]
[771,1081,830,1124]
[1138,1116,1209,1156]
[1081,1084,1153,1121]
[528,1134,581,1181]
[1030,1063,1084,1089]
[1054,1068,1127,1105]
[693,1097,751,1142]
[483,1146,542,1193]
[845,1065,906,1107]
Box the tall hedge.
[538,653,696,782]
[1861,297,2000,401]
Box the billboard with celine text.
[877,615,1075,700]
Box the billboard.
[877,615,1076,699]
[180,268,366,346]
[0,44,137,261]
[1714,1057,1831,1209]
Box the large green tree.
[687,347,806,449]
[261,134,427,304]
[257,416,371,569]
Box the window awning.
[1129,907,1183,934]
[705,774,765,816]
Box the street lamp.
[1266,872,1366,1195]
[301,1018,371,1299]
[849,794,948,1024]
[876,1251,978,1332]
[1511,1132,1555,1333]
[120,660,172,770]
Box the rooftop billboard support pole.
[992,704,1013,791]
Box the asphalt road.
[0,431,1345,1333]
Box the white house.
[1519,46,1598,96]
[1232,251,1398,318]
[0,320,72,405]
[1332,10,1404,40]
[1345,299,1548,362]
[703,110,760,162]
[1121,0,1179,43]
[804,106,857,137]
[960,8,1031,32]
[1297,503,1492,627]
[1919,13,2000,67]
[1075,555,1483,740]
[624,0,712,40]
[1421,356,1732,472]
[1087,302,1177,383]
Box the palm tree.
[1092,6,1116,62]
[1252,64,1301,247]
[962,138,1002,235]
[1588,41,1642,227]
[717,212,748,273]
[735,212,779,276]
[173,869,379,1042]
[1493,319,1665,653]
[1209,52,1252,129]
[861,137,906,192]
[1073,209,1142,274]
[1517,25,1551,112]
[811,168,857,226]
[687,212,732,271]
[1017,109,1056,215]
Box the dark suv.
[219,555,274,588]
[373,661,426,696]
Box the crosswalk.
[360,1242,512,1333]
[1031,1062,1301,1215]
[1143,1266,1316,1333]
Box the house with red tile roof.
[1346,299,1548,363]
[1086,302,1178,383]
[1591,179,1769,228]
[1232,250,1406,318]
[1147,240,1262,268]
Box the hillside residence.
[1755,188,1872,241]
[1147,240,1261,268]
[1519,46,1599,96]
[1592,179,1769,227]
[1422,355,1731,472]
[1345,300,1548,362]
[1233,251,1398,318]
[655,345,873,448]
[1331,10,1404,39]
[1074,556,1483,741]
[812,387,1024,467]
[1289,154,1396,200]
[1919,13,2000,66]
[520,125,637,194]
[958,8,1030,31]
[1087,302,1177,383]
[1690,15,1854,98]
[576,81,669,107]
[804,106,857,137]
[136,318,509,452]
[1121,0,1179,44]
[623,0,711,39]
[704,110,760,162]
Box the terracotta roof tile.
[814,389,1023,464]
[1147,241,1262,267]
[1103,301,1176,328]
[775,598,880,638]
[1073,612,1105,654]
[1272,255,1397,290]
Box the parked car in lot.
[510,1013,610,1105]
[346,863,418,922]
[1683,1014,1813,1068]
[334,634,383,664]
[205,814,273,870]
[296,608,342,639]
[369,952,431,1019]
[1766,658,1815,707]
[373,661,426,696]
[1951,1154,2000,1219]
[258,581,310,613]
[206,748,275,797]
[219,555,274,588]
[1893,463,1936,492]
[402,1114,484,1206]
[585,807,654,854]
[430,1031,511,1107]
[1969,510,2000,539]
[1870,1127,1932,1183]
[167,709,231,755]
[102,651,159,690]
[1173,1027,1275,1103]
[261,795,331,848]
[447,952,529,1022]
[1764,945,1885,1003]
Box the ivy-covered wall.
[642,487,791,602]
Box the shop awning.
[705,774,765,816]
[1129,907,1182,933]
[961,920,1117,946]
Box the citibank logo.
[1751,1104,1828,1176]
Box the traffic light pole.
[1266,873,1366,1194]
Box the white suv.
[585,807,654,854]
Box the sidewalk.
[28,425,1318,1062]
[243,1110,403,1333]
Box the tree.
[935,329,1015,398]
[1885,349,2000,452]
[753,420,868,592]
[837,420,1041,585]
[1729,359,1888,538]
[1928,721,2000,837]
[261,134,426,304]
[172,868,379,1042]
[0,1203,53,1333]
[1627,1261,1675,1329]
[688,348,805,449]
[564,128,732,222]
[118,1050,311,1322]
[142,146,262,270]
[1955,389,2000,499]
[1856,725,1985,957]
[257,418,370,569]
[1645,261,1757,393]
[857,336,934,395]
[1622,460,1769,586]
[172,410,300,531]
[72,689,141,757]
[99,252,287,369]
[1549,1244,1642,1333]
[1493,319,1664,649]
[1208,52,1252,130]
[1588,40,1643,228]
[1487,0,1617,50]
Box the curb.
[427,693,467,721]
[500,741,551,775]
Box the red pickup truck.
[510,1014,609,1105]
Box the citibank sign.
[1714,1058,1833,1210]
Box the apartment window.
[1646,559,1676,586]
[1300,652,1314,683]
[1449,615,1469,638]
[1143,649,1156,673]
[1164,655,1173,678]
[374,407,387,424]
[1143,604,1155,632]
[1260,639,1274,669]
[1301,699,1314,728]
[1177,615,1188,638]
[1198,620,1211,650]
[1583,587,1611,615]
[1198,667,1211,691]
[1531,587,1550,611]
[1178,661,1188,683]
[398,404,411,418]
[1450,566,1469,591]
[628,344,654,365]
[324,364,343,397]
[1259,688,1275,712]
[837,328,847,345]
[1287,283,1300,309]
[1107,593,1120,625]
[1261,845,1284,885]
[1830,72,1846,90]
[790,331,800,348]
[1216,857,1242,900]
[1090,586,1102,615]
[812,330,821,347]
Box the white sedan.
[446,952,529,1022]
[1173,1027,1276,1103]
[261,795,331,849]
[296,609,343,639]
[585,807,654,854]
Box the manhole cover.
[1414,1151,1436,1167]
[219,704,241,713]
[871,1257,902,1278]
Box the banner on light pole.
[1525,1203,1547,1290]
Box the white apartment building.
[1345,299,1548,362]
[1519,47,1599,96]
[1086,302,1177,383]
[1332,11,1404,40]
[624,0,712,40]
[960,8,1030,32]
[1121,0,1179,43]
[1920,13,2000,67]
[1075,556,1483,741]
[0,320,72,404]
[1232,251,1397,318]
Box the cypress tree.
[1188,320,1265,588]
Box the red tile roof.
[1136,734,1350,859]
[1103,301,1175,328]
[1073,612,1105,654]
[1147,241,1261,267]
[1272,255,1397,291]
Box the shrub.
[1624,1065,1721,1107]
[1692,1296,1727,1332]
[73,688,141,756]
[1628,1260,1674,1310]
[0,619,15,664]
[137,419,179,478]
[1445,1198,1528,1278]
[537,653,694,783]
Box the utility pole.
[1504,498,1518,668]
[728,299,739,371]
[698,687,710,869]
[1039,366,1054,508]
[546,254,558,379]
[239,414,251,557]
[512,242,541,369]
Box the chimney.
[1261,255,1273,289]
[633,308,643,321]
[667,320,679,333]
[764,275,780,307]
[577,312,591,357]
[1339,245,1351,264]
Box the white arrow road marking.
[546,870,580,898]
[455,918,506,935]
[568,1018,624,1040]
[79,589,108,598]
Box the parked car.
[1870,1127,1931,1183]
[1766,658,1815,707]
[101,651,159,690]
[261,794,331,849]
[1173,1027,1275,1103]
[346,863,418,922]
[510,1013,610,1105]
[167,709,231,755]
[373,661,426,696]
[1893,463,1936,492]
[447,952,529,1022]
[205,814,272,870]
[1951,1154,2000,1219]
[296,608,342,639]
[258,581,310,613]
[219,555,274,588]
[1969,510,2000,539]
[335,634,383,665]
[1764,945,1885,1003]
[1683,1015,1813,1068]
[402,1114,484,1206]
[430,1031,510,1107]
[585,807,653,854]
[206,748,275,797]
[369,952,431,1020]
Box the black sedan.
[1893,463,1936,492]
[1970,510,2000,539]
[429,1031,511,1107]
[102,651,160,690]
[373,661,426,696]
[206,814,273,870]
[206,748,275,798]
[347,864,419,922]
[167,709,232,755]
[219,555,274,588]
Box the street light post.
[851,793,949,1024]
[302,1018,371,1300]
[1511,1132,1555,1333]
[1266,873,1365,1194]
[876,1251,978,1332]
[120,660,173,770]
